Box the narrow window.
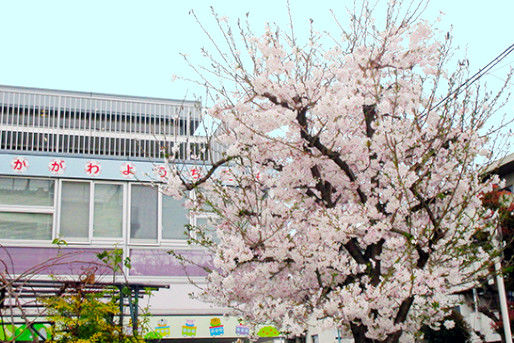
[162,195,189,240]
[60,181,90,241]
[130,185,157,241]
[93,184,123,238]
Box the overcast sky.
[0,0,511,98]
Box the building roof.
[486,152,514,177]
[0,84,200,106]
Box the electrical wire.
[430,43,514,111]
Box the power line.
[429,43,514,111]
[487,56,514,73]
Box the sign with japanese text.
[48,159,66,175]
[85,160,101,177]
[11,156,28,173]
[0,153,211,183]
[120,162,136,178]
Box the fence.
[0,86,217,162]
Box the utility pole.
[496,260,512,342]
[496,223,512,343]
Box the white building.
[0,84,283,342]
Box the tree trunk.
[350,322,406,343]
[350,323,375,343]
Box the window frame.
[192,214,220,244]
[188,190,218,245]
[57,179,126,244]
[91,181,126,243]
[0,177,195,249]
[0,176,57,242]
[128,183,160,245]
[57,179,91,243]
[128,183,194,246]
[159,187,192,245]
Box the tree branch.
[183,156,237,190]
[296,107,368,204]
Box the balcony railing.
[0,86,216,162]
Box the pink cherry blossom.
[171,2,511,342]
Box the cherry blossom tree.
[164,1,512,342]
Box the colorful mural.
[145,315,280,339]
[182,319,197,337]
[235,323,250,336]
[209,317,224,336]
[258,326,281,337]
[154,319,171,337]
[0,323,51,342]
[1,319,280,341]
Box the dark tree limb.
[183,156,237,190]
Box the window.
[130,185,158,241]
[195,216,218,244]
[130,185,193,243]
[0,177,54,206]
[191,191,218,244]
[60,181,90,241]
[0,212,53,240]
[94,184,123,238]
[59,181,124,242]
[0,177,54,240]
[162,195,189,240]
[0,177,195,245]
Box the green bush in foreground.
[43,289,144,343]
